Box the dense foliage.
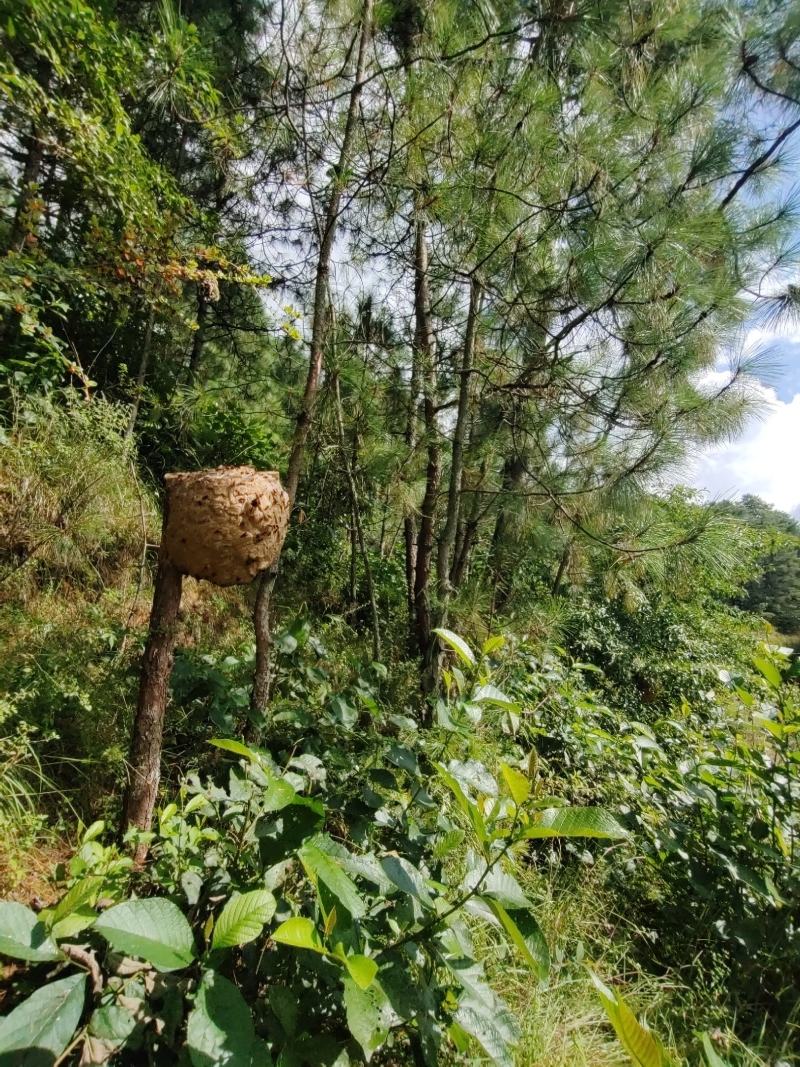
[2,0,800,1064]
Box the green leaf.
[473,685,519,710]
[299,840,367,919]
[342,975,390,1061]
[272,916,325,953]
[481,635,505,655]
[212,890,276,950]
[449,962,519,1067]
[50,875,103,928]
[485,899,550,979]
[433,628,475,666]
[500,763,530,805]
[210,737,267,762]
[753,656,782,689]
[469,861,528,909]
[94,898,195,972]
[82,820,106,843]
[379,854,435,909]
[524,807,627,840]
[0,973,86,1063]
[86,1001,141,1062]
[434,763,487,842]
[187,970,270,1066]
[0,902,61,962]
[344,954,379,990]
[591,972,671,1067]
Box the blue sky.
[689,325,800,518]
[688,119,800,518]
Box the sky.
[687,103,800,520]
[688,321,800,518]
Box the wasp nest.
[163,466,289,586]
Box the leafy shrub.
[0,633,627,1065]
[501,638,800,1049]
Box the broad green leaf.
[212,890,276,950]
[52,908,98,941]
[187,970,270,1066]
[466,857,528,909]
[82,820,106,843]
[753,656,782,689]
[591,972,670,1067]
[184,793,211,816]
[500,764,530,806]
[49,875,103,928]
[0,901,61,962]
[385,745,421,777]
[344,953,379,990]
[379,854,435,909]
[524,807,627,840]
[299,840,367,918]
[272,916,325,953]
[209,738,266,763]
[473,685,519,710]
[451,976,519,1067]
[448,759,498,796]
[342,975,390,1060]
[0,973,86,1062]
[433,628,475,667]
[753,715,784,739]
[85,1000,141,1062]
[485,899,550,979]
[434,763,487,842]
[94,898,195,972]
[481,635,505,655]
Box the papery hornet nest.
[163,466,289,586]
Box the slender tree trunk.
[126,307,156,439]
[249,0,374,721]
[412,212,439,673]
[489,451,524,613]
[436,279,481,601]
[121,511,183,861]
[422,277,481,691]
[403,346,421,644]
[333,373,381,661]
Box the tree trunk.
[333,373,381,661]
[436,279,481,602]
[121,516,183,861]
[250,0,374,720]
[125,307,156,439]
[404,342,420,648]
[421,277,481,690]
[412,213,439,674]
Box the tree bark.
[333,373,381,661]
[125,307,156,439]
[121,513,183,861]
[423,277,481,691]
[250,0,374,720]
[435,278,481,603]
[412,212,439,674]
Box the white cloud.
[687,382,800,515]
